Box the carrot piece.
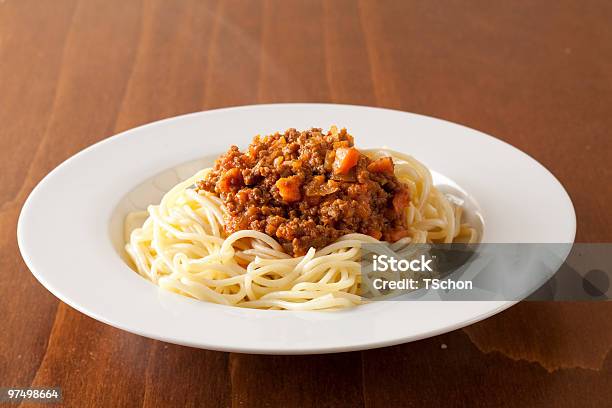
[275,175,302,202]
[218,168,243,192]
[333,147,360,175]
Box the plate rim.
[17,103,576,354]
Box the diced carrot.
[367,157,394,175]
[275,175,302,202]
[333,147,360,175]
[217,168,243,192]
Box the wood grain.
[1,1,610,407]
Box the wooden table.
[1,1,610,406]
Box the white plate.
[17,104,576,354]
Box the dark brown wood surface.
[1,1,611,407]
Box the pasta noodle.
[125,149,477,310]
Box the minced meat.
[197,127,411,256]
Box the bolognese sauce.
[197,127,411,256]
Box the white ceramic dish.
[17,104,576,354]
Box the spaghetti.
[125,131,477,310]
